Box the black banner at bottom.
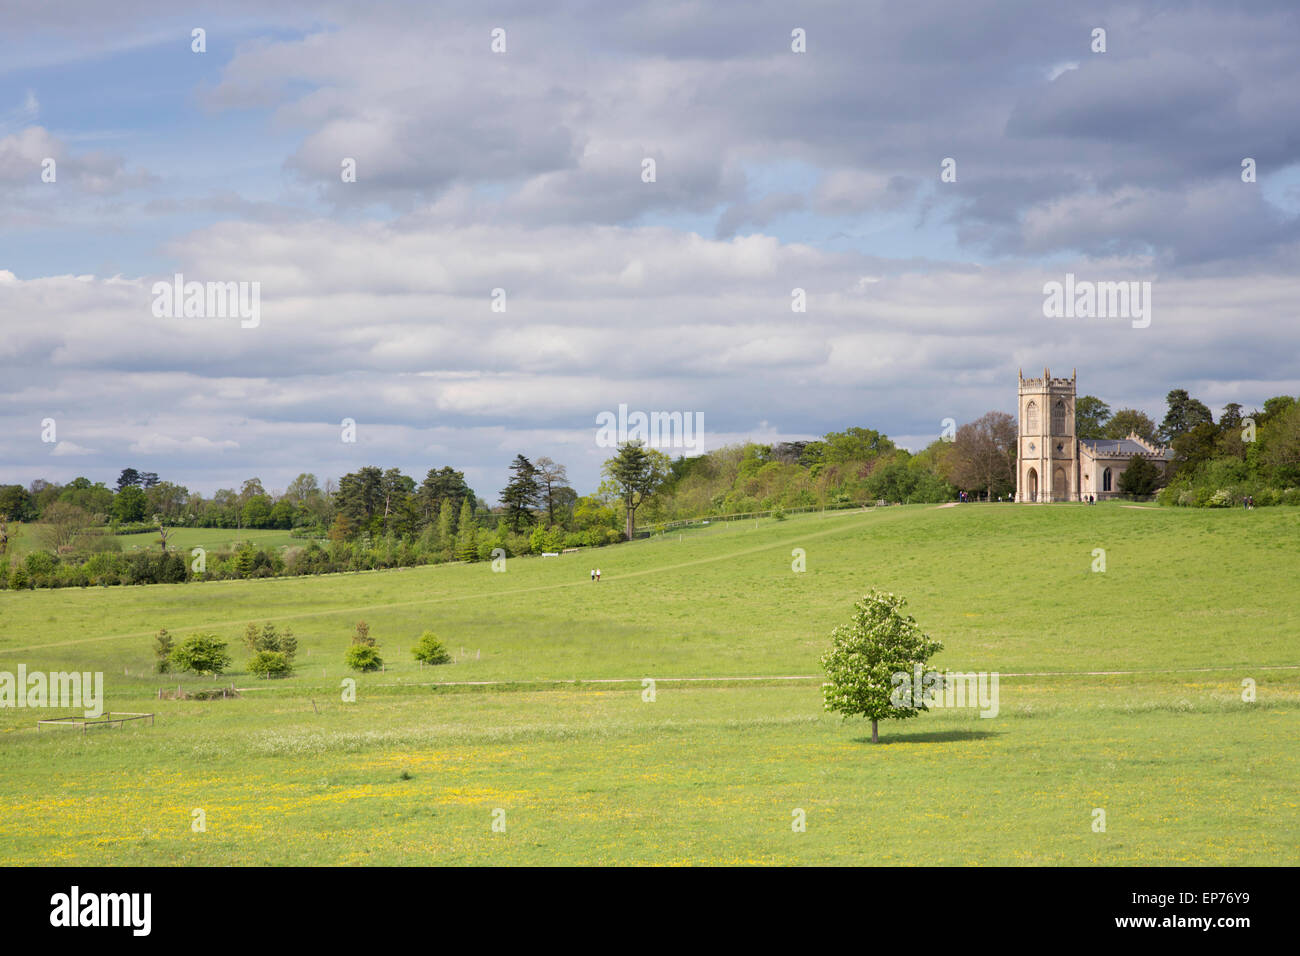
[0,866,1283,943]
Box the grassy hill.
[5,523,306,559]
[112,526,307,554]
[0,502,1296,864]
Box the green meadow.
[6,524,305,559]
[111,526,304,554]
[1,502,1296,865]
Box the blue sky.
[3,1,1299,501]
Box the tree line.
[0,443,668,589]
[3,385,1297,589]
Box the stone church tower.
[1016,368,1077,502]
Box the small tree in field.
[170,633,233,676]
[821,590,944,743]
[279,627,298,661]
[412,631,452,665]
[248,650,292,678]
[346,645,383,672]
[346,619,382,671]
[243,622,297,675]
[154,628,174,674]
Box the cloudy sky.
[3,0,1299,501]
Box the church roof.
[1080,438,1173,459]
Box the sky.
[2,0,1299,502]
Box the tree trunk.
[625,506,635,540]
[871,719,879,744]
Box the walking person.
[590,569,595,582]
[595,568,601,582]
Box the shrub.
[248,650,293,679]
[24,550,57,577]
[412,631,452,665]
[170,633,232,675]
[1207,488,1234,508]
[154,628,174,674]
[345,645,383,672]
[233,545,257,577]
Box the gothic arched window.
[1026,400,1039,432]
[1052,399,1067,434]
[1103,467,1113,492]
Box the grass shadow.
[851,729,1002,746]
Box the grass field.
[113,526,306,554]
[5,524,306,558]
[1,502,1296,865]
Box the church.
[1015,368,1173,502]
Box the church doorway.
[1052,467,1067,500]
[1026,468,1038,501]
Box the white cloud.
[2,214,1297,499]
[4,1,1300,501]
[128,435,240,454]
[1047,62,1079,82]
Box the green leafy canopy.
[821,590,944,723]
